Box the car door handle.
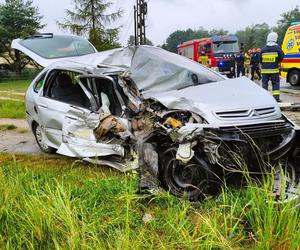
[38,103,48,108]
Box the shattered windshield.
[212,41,239,54]
[131,46,224,95]
[19,35,96,59]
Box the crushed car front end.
[139,110,300,201]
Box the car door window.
[77,76,123,116]
[34,72,47,93]
[44,70,91,109]
[204,43,211,56]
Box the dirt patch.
[0,130,42,155]
[0,118,42,155]
[0,118,29,129]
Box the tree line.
[162,7,300,53]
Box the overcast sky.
[2,0,300,45]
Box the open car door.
[56,75,137,172]
[11,33,97,67]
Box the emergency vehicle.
[177,35,240,77]
[281,22,300,86]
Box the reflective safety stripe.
[262,52,279,55]
[262,52,278,63]
[261,68,280,74]
[272,91,280,95]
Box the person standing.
[198,50,210,67]
[260,32,284,102]
[244,49,251,77]
[235,50,245,77]
[250,48,262,81]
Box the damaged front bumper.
[139,119,300,201]
[202,120,298,168]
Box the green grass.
[0,80,31,92]
[0,80,27,118]
[0,153,299,249]
[0,100,26,119]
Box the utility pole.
[134,0,147,45]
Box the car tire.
[288,69,300,86]
[33,123,56,154]
[159,147,221,201]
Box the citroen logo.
[249,110,260,117]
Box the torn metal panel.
[138,142,160,191]
[84,156,138,173]
[271,163,300,204]
[56,108,137,172]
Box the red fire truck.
[178,35,240,77]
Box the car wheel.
[288,70,300,86]
[159,147,220,201]
[33,123,56,154]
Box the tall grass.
[0,153,299,249]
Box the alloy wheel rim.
[35,126,48,150]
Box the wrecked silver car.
[13,34,300,201]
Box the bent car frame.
[12,34,300,201]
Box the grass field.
[0,153,299,249]
[0,80,29,118]
[0,79,31,92]
[0,100,26,119]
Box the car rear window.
[19,35,96,59]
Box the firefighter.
[198,50,210,67]
[260,32,284,102]
[235,49,245,77]
[244,49,251,77]
[250,48,262,81]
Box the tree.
[236,23,271,51]
[58,0,123,51]
[127,35,153,46]
[163,28,206,52]
[163,27,228,53]
[209,28,228,36]
[0,0,44,74]
[274,6,300,45]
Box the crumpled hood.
[148,77,281,125]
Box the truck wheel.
[159,147,220,201]
[33,123,56,154]
[288,70,300,86]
